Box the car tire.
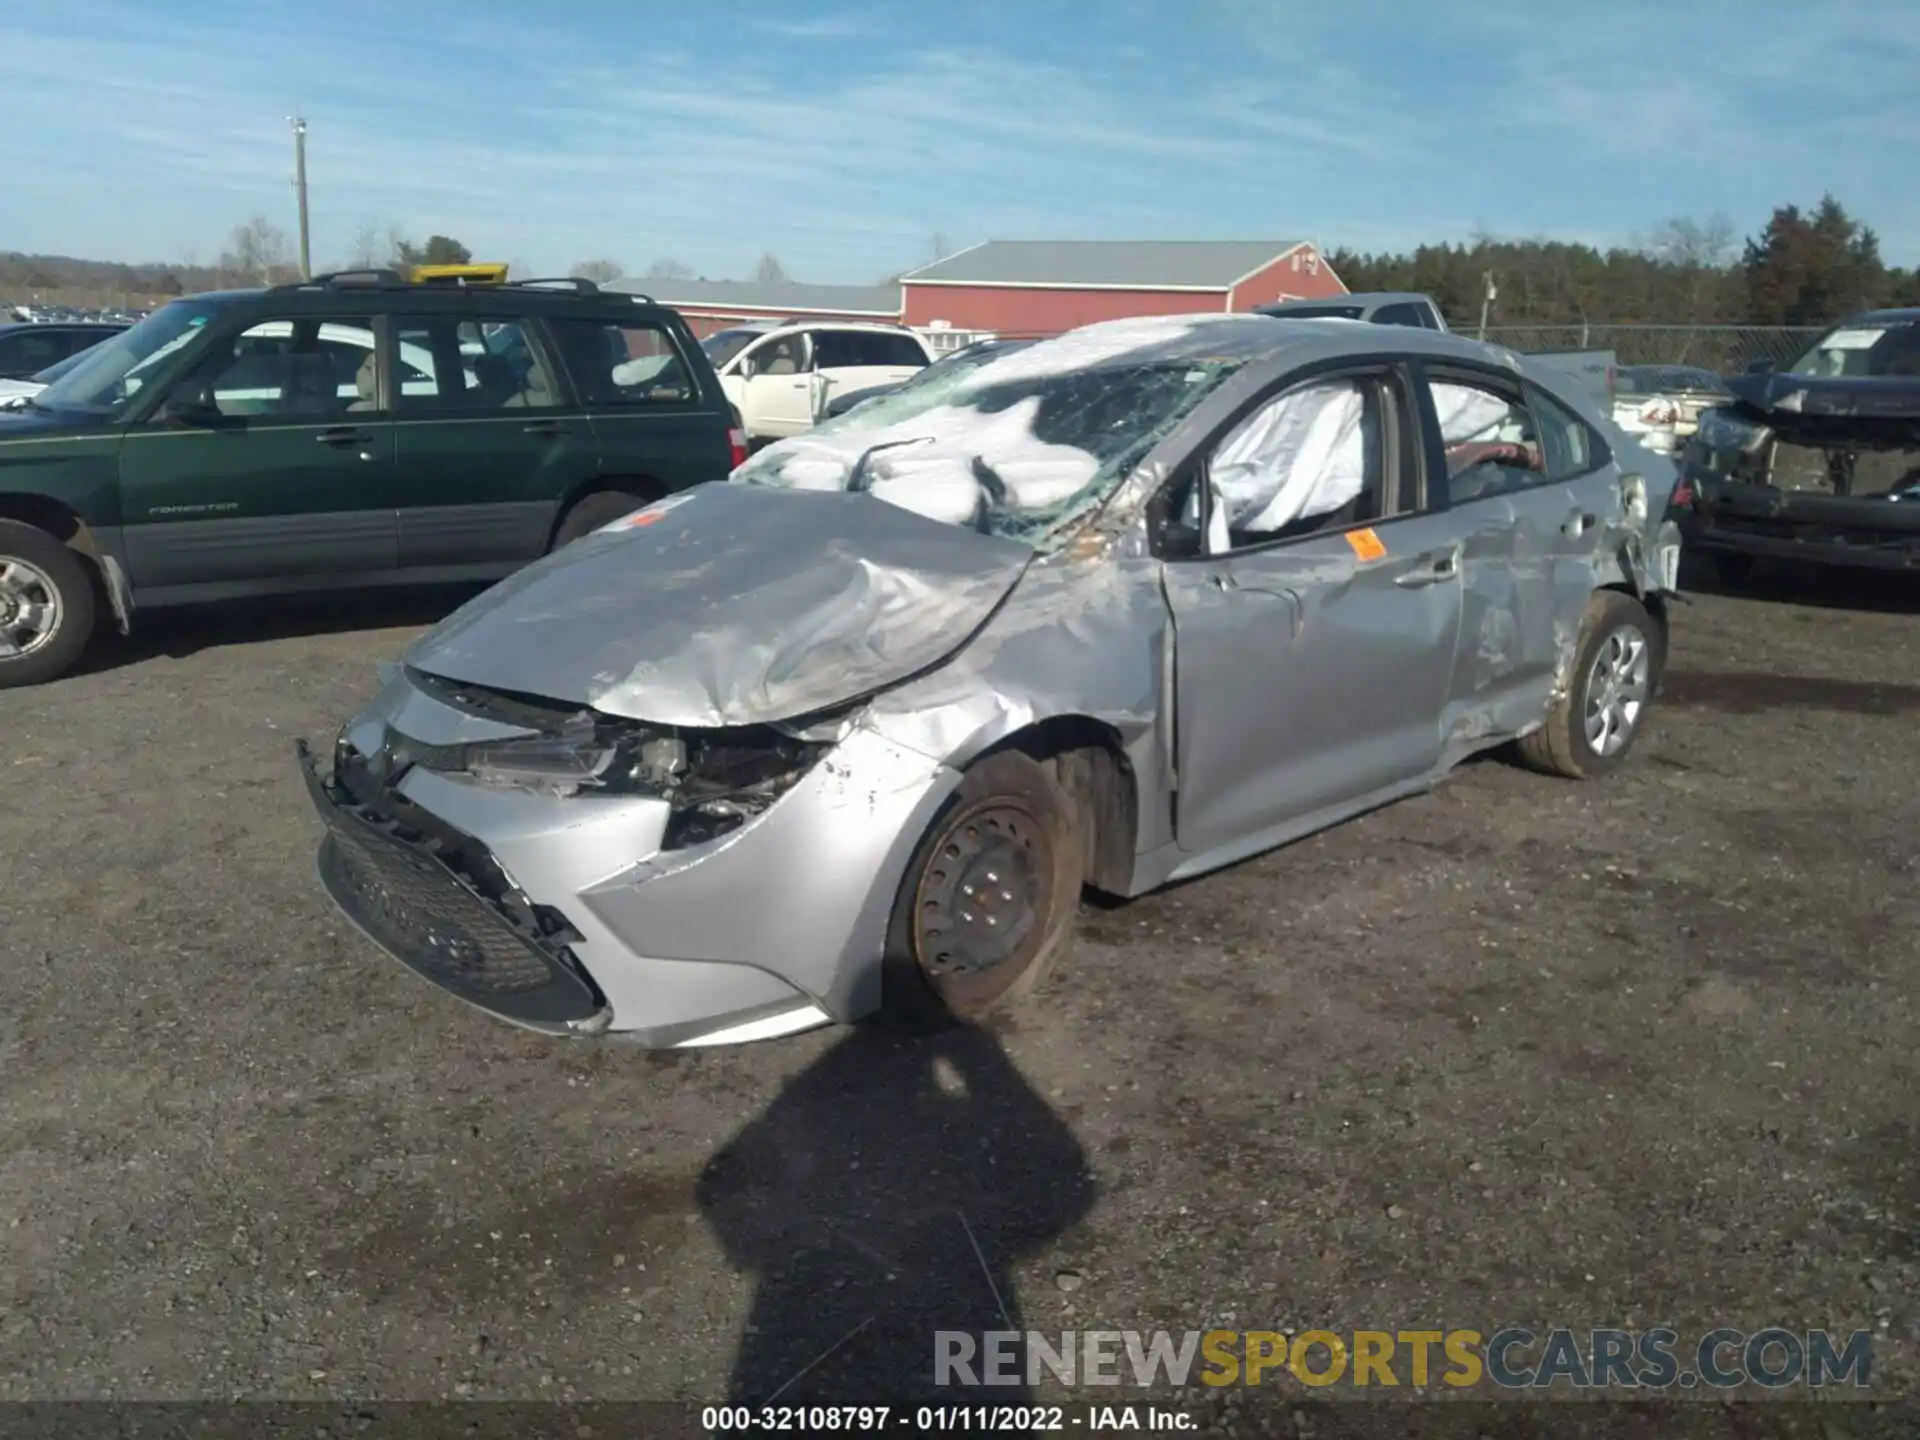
[1516,590,1659,781]
[0,520,96,689]
[881,749,1084,1027]
[550,490,654,550]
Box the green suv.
[0,271,744,686]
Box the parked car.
[0,320,128,380]
[1257,291,1447,330]
[1611,365,1731,456]
[297,313,1682,1049]
[0,344,103,409]
[0,271,743,687]
[1257,293,1616,408]
[822,337,1037,418]
[698,319,931,442]
[1675,308,1920,580]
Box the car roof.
[1852,307,1920,325]
[159,281,685,324]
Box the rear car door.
[549,315,736,493]
[117,312,399,591]
[389,312,595,569]
[1411,362,1616,744]
[1158,360,1469,857]
[807,328,930,418]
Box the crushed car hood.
[1727,372,1920,448]
[403,481,1035,728]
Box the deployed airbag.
[1433,383,1511,444]
[1209,381,1366,531]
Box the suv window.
[0,330,68,374]
[811,329,927,370]
[549,318,695,405]
[1423,372,1543,503]
[391,316,561,411]
[1528,384,1605,480]
[200,317,374,419]
[1372,302,1432,329]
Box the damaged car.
[298,314,1683,1049]
[1677,307,1920,580]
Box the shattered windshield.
[33,299,221,414]
[731,316,1278,546]
[1787,320,1920,379]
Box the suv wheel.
[0,520,97,688]
[551,490,653,549]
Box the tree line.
[1331,195,1920,329]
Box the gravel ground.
[1,564,1915,1433]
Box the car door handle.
[521,419,562,437]
[316,427,368,446]
[1563,510,1598,537]
[1394,546,1461,587]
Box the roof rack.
[269,268,410,292]
[509,277,600,294]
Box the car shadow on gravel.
[697,1024,1094,1410]
[70,583,490,676]
[1681,553,1920,614]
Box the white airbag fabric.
[1432,383,1510,444]
[1210,382,1366,532]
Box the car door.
[737,332,815,437]
[388,312,596,569]
[0,327,69,380]
[807,328,930,417]
[1410,362,1615,746]
[549,314,735,500]
[1158,361,1469,859]
[117,313,399,592]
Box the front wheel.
[550,490,653,550]
[1516,590,1657,780]
[0,520,96,689]
[882,750,1083,1025]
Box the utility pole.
[289,116,311,280]
[1477,270,1497,341]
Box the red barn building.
[899,240,1347,336]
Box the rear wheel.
[0,520,96,689]
[550,489,653,549]
[1516,590,1657,780]
[882,750,1083,1025]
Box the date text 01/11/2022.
[699,1404,1195,1430]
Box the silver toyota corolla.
[298,314,1683,1048]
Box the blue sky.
[2,0,1917,281]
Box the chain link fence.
[1479,324,1821,371]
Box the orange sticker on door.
[1345,527,1388,561]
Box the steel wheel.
[0,556,62,659]
[1582,624,1650,758]
[884,749,1082,1023]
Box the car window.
[1372,303,1430,329]
[547,318,694,406]
[1423,373,1543,504]
[199,317,374,420]
[1787,319,1920,378]
[0,330,66,373]
[1197,377,1387,550]
[741,333,805,378]
[1528,385,1605,480]
[389,317,561,411]
[812,329,927,369]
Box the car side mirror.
[160,380,220,426]
[1745,358,1775,374]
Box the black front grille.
[298,741,604,1028]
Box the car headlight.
[1695,407,1770,454]
[455,718,834,849]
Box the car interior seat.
[345,352,378,411]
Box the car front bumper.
[299,672,963,1048]
[1681,471,1920,571]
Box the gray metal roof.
[902,240,1304,290]
[605,278,902,315]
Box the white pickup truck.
[696,320,931,443]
